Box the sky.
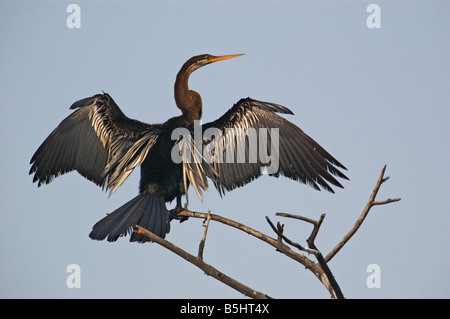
[1,0,449,299]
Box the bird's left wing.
[197,98,348,196]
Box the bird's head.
[175,53,244,123]
[183,53,244,75]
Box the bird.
[29,53,348,243]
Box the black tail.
[89,193,170,243]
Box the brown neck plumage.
[174,59,203,124]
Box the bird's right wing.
[29,93,161,195]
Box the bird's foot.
[169,204,189,223]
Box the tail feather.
[89,193,170,243]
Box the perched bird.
[29,54,348,243]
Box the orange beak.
[210,53,245,63]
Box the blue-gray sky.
[1,0,449,298]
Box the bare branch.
[307,214,326,248]
[176,209,334,296]
[372,198,401,206]
[325,165,401,262]
[198,210,211,260]
[266,215,344,299]
[276,212,326,248]
[177,210,318,269]
[139,165,399,299]
[265,216,319,256]
[276,212,318,225]
[134,225,272,299]
[313,251,344,299]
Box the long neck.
[174,64,202,124]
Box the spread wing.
[29,93,160,195]
[196,98,348,195]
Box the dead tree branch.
[176,209,325,279]
[265,217,319,256]
[276,212,326,247]
[198,210,211,260]
[168,209,333,296]
[136,166,400,299]
[325,165,401,262]
[266,214,344,299]
[134,225,272,299]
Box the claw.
[169,205,189,223]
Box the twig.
[372,199,401,205]
[276,212,326,248]
[198,210,211,259]
[266,215,344,299]
[325,165,401,262]
[134,225,272,299]
[265,217,319,256]
[307,214,326,247]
